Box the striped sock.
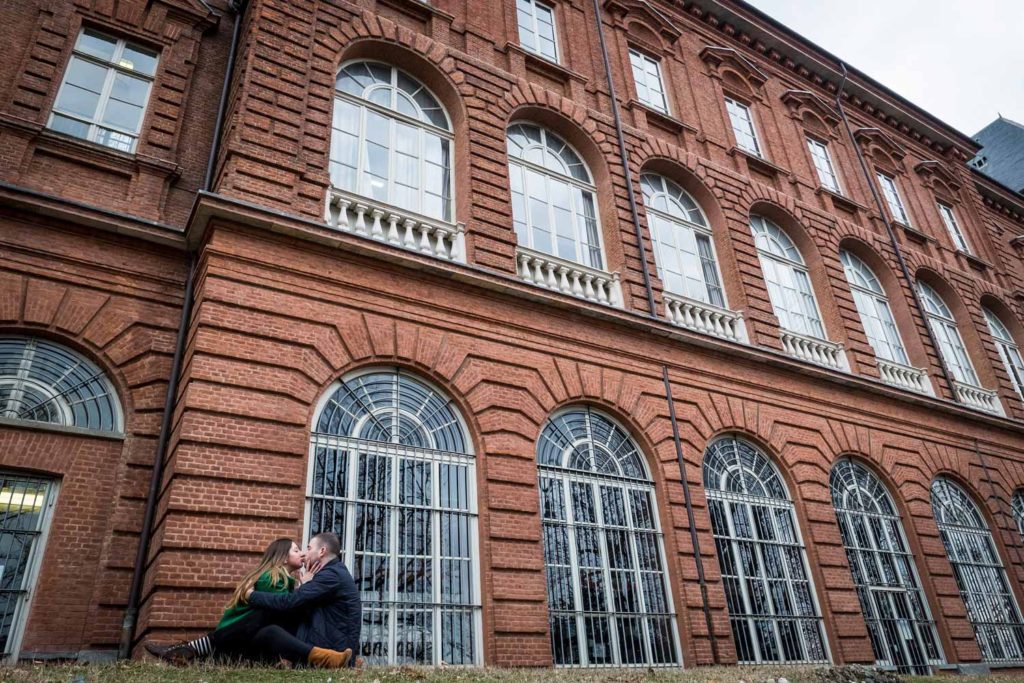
[187,636,212,657]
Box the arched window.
[750,216,826,339]
[0,336,121,432]
[507,123,603,269]
[640,173,725,307]
[931,478,1024,662]
[983,308,1024,399]
[703,436,828,664]
[331,62,452,221]
[916,281,979,385]
[830,459,942,674]
[537,408,679,667]
[1012,491,1024,543]
[840,251,909,364]
[307,369,478,665]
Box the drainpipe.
[834,63,958,399]
[119,0,247,658]
[590,0,657,316]
[662,366,720,664]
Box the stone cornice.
[605,0,682,50]
[914,160,962,194]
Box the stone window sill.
[626,99,697,135]
[728,146,790,177]
[506,43,588,86]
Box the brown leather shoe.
[307,646,352,668]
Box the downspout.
[662,366,720,664]
[834,63,958,399]
[590,0,657,316]
[119,0,247,658]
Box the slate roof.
[970,116,1024,194]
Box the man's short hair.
[311,531,341,556]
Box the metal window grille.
[916,282,980,386]
[703,437,829,664]
[931,478,1024,662]
[839,251,909,365]
[1012,492,1024,543]
[516,0,559,61]
[507,123,604,269]
[750,216,827,340]
[876,173,911,226]
[306,370,480,665]
[830,460,943,674]
[537,408,680,668]
[332,61,453,222]
[641,173,726,307]
[0,474,56,661]
[725,98,762,157]
[0,337,121,432]
[806,138,840,193]
[629,49,668,113]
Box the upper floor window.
[641,174,724,307]
[983,308,1024,399]
[807,138,840,193]
[937,202,971,253]
[916,281,979,386]
[1013,491,1024,543]
[629,49,668,113]
[49,28,158,153]
[840,251,908,365]
[725,97,761,157]
[0,336,121,432]
[507,123,602,269]
[876,173,911,226]
[516,0,558,62]
[751,216,826,339]
[331,61,452,223]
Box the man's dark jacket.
[248,556,361,662]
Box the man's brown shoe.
[307,646,352,668]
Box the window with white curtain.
[307,369,479,665]
[931,478,1024,662]
[750,215,826,339]
[507,123,603,268]
[704,436,829,664]
[937,203,971,253]
[537,407,679,667]
[49,28,158,153]
[516,0,559,61]
[725,98,762,157]
[1012,491,1024,543]
[629,49,668,113]
[839,251,908,364]
[806,138,841,193]
[331,62,452,222]
[916,281,979,386]
[640,174,724,307]
[876,173,911,226]
[830,459,943,674]
[983,308,1024,399]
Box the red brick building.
[2,0,1024,674]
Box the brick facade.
[3,0,1024,671]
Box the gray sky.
[744,0,1024,137]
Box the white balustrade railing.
[325,188,466,262]
[516,247,623,308]
[780,330,848,370]
[877,358,932,395]
[663,292,747,342]
[953,380,1004,415]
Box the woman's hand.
[299,560,321,584]
[245,587,255,601]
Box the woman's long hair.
[226,537,295,610]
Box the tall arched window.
[507,123,603,269]
[750,216,826,339]
[840,251,909,365]
[307,369,479,665]
[1012,491,1024,543]
[537,407,679,667]
[983,308,1024,399]
[331,62,452,221]
[703,436,828,664]
[830,459,942,674]
[0,336,121,432]
[931,478,1024,662]
[640,173,724,307]
[916,281,979,385]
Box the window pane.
[76,30,117,62]
[120,44,158,76]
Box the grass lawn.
[1,663,1022,683]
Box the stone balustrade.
[516,247,623,307]
[326,188,465,262]
[877,358,932,395]
[780,330,848,370]
[953,380,1004,415]
[663,292,746,342]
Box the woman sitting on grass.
[146,538,351,668]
